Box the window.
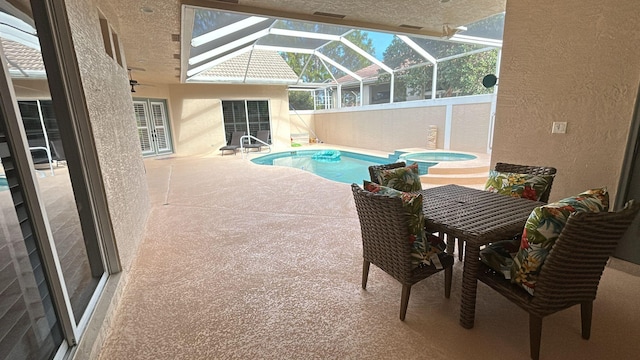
[222,100,270,143]
[98,12,123,67]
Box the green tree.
[280,29,375,83]
[379,14,502,99]
[379,38,497,99]
[288,91,314,110]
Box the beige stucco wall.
[290,111,315,142]
[12,79,51,99]
[64,0,150,271]
[492,0,640,204]
[451,103,492,153]
[314,106,444,152]
[162,83,291,156]
[312,99,492,153]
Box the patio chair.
[368,161,406,184]
[477,201,640,360]
[351,183,453,321]
[244,130,270,152]
[452,162,559,261]
[494,162,557,203]
[219,131,245,156]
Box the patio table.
[419,184,542,329]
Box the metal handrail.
[240,134,271,159]
[29,146,54,175]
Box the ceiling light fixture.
[140,7,154,13]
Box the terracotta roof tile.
[2,39,45,73]
[336,63,382,84]
[197,50,298,81]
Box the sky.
[364,31,395,60]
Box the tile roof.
[2,38,45,75]
[196,49,298,82]
[336,63,383,84]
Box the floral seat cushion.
[378,163,422,192]
[363,181,444,269]
[510,188,609,295]
[479,236,521,279]
[484,170,554,201]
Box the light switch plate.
[552,122,567,134]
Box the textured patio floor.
[98,153,640,359]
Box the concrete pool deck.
[96,151,640,360]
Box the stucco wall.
[165,83,291,156]
[451,103,492,153]
[492,0,640,204]
[65,0,150,271]
[290,111,315,142]
[12,79,51,99]
[312,97,492,153]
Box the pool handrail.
[240,134,271,158]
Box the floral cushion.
[363,181,444,269]
[379,163,422,192]
[479,236,521,279]
[510,188,609,295]
[484,170,554,201]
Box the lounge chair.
[220,131,245,156]
[244,130,270,152]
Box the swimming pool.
[251,150,389,184]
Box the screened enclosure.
[183,7,504,110]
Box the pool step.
[420,162,490,187]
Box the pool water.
[251,150,389,184]
[0,176,7,191]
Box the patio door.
[133,99,172,156]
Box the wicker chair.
[351,184,454,321]
[368,161,406,184]
[477,202,640,360]
[451,162,559,261]
[494,162,557,203]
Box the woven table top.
[420,184,543,245]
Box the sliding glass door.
[0,5,112,359]
[222,100,271,144]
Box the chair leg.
[529,314,543,360]
[362,260,370,289]
[581,301,593,340]
[400,284,411,321]
[457,237,464,261]
[444,265,452,298]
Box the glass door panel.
[15,102,104,323]
[150,101,171,153]
[1,125,63,360]
[133,101,154,156]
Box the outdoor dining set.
[351,161,639,360]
